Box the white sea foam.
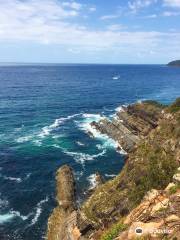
[0,210,29,224]
[30,197,49,226]
[16,135,33,143]
[78,113,124,152]
[78,113,105,138]
[105,174,117,178]
[52,144,61,149]
[87,174,98,189]
[39,113,80,138]
[63,149,106,165]
[76,141,85,146]
[75,171,83,181]
[3,176,22,183]
[137,98,147,103]
[0,213,14,223]
[115,105,126,112]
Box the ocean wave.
[105,174,117,178]
[63,149,106,165]
[3,176,22,183]
[115,105,126,112]
[75,171,83,181]
[29,197,49,226]
[0,210,30,224]
[39,113,80,138]
[76,141,85,146]
[16,135,33,143]
[77,113,105,138]
[78,113,124,152]
[87,174,98,189]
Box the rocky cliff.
[47,98,180,240]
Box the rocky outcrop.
[47,165,79,240]
[117,177,180,239]
[47,165,94,240]
[47,98,180,240]
[91,101,163,152]
[82,100,180,234]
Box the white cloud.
[128,0,157,13]
[162,11,180,16]
[164,0,180,7]
[144,14,157,18]
[0,0,179,61]
[106,24,125,31]
[89,7,96,12]
[62,1,82,10]
[100,14,120,20]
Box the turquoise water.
[0,64,180,239]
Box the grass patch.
[169,184,180,195]
[168,98,180,113]
[100,221,127,240]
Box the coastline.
[47,98,180,239]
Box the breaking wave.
[29,197,49,226]
[62,149,106,165]
[87,174,98,189]
[38,113,80,138]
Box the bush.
[100,222,127,240]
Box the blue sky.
[0,0,180,63]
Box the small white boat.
[112,75,120,80]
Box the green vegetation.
[143,100,165,108]
[168,98,180,113]
[82,98,180,226]
[169,184,180,195]
[100,221,127,240]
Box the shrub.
[100,222,127,240]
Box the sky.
[0,0,180,64]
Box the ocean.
[0,64,180,239]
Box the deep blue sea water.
[0,64,180,240]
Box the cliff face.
[47,165,79,240]
[47,98,180,240]
[81,98,180,239]
[91,101,163,152]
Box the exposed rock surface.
[47,98,180,240]
[47,165,94,240]
[91,101,163,152]
[47,165,79,240]
[82,99,180,237]
[117,181,180,240]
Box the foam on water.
[78,112,127,154]
[3,176,22,183]
[63,149,106,165]
[105,174,117,178]
[16,135,34,143]
[87,174,98,189]
[0,210,30,224]
[39,113,80,138]
[115,105,126,112]
[76,141,85,146]
[29,197,49,226]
